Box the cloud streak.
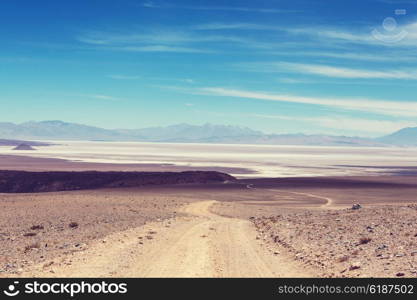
[76,29,251,53]
[191,87,417,117]
[193,20,417,48]
[140,2,298,13]
[288,21,417,47]
[107,75,141,80]
[276,62,417,79]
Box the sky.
[1,0,417,137]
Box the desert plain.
[0,142,416,278]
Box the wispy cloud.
[108,45,213,53]
[242,62,417,80]
[288,20,417,47]
[76,29,249,53]
[191,22,417,61]
[376,0,417,4]
[191,20,417,47]
[271,50,417,62]
[197,19,417,47]
[107,74,141,80]
[84,94,122,101]
[77,29,245,45]
[275,62,417,79]
[187,87,417,117]
[193,23,280,31]
[140,2,298,13]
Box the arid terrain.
[0,158,416,278]
[0,170,234,193]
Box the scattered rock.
[337,255,349,263]
[376,244,388,250]
[24,242,40,253]
[359,237,372,245]
[69,222,79,229]
[12,143,35,151]
[23,232,37,237]
[366,226,374,233]
[349,263,361,271]
[43,261,54,268]
[30,225,44,230]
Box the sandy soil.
[212,184,417,278]
[17,200,313,278]
[0,188,193,276]
[250,205,417,278]
[1,175,417,278]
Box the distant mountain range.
[0,139,49,147]
[376,127,417,146]
[0,120,415,146]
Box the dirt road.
[20,200,312,278]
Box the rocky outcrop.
[12,143,36,150]
[0,170,236,193]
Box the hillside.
[0,170,236,193]
[0,139,49,147]
[0,120,385,146]
[378,127,417,146]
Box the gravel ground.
[251,205,417,278]
[0,188,194,276]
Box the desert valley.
[0,138,416,278]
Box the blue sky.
[1,0,417,137]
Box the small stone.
[349,263,361,271]
[376,244,388,250]
[69,222,79,229]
